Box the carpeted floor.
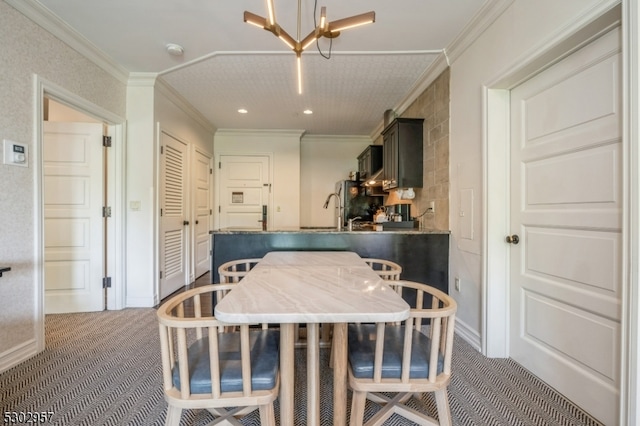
[0,309,603,426]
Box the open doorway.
[34,75,126,328]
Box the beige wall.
[0,0,126,369]
[373,69,450,231]
[300,136,372,227]
[400,69,450,230]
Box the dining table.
[214,251,410,426]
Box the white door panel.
[43,121,104,313]
[510,27,621,425]
[193,148,212,278]
[219,155,270,230]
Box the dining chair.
[157,284,279,426]
[218,258,262,283]
[329,258,403,365]
[347,280,457,426]
[362,258,402,280]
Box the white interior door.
[193,148,213,278]
[218,155,270,230]
[43,121,105,313]
[160,132,189,299]
[509,28,621,425]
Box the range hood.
[365,168,384,186]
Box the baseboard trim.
[0,339,40,374]
[455,319,483,353]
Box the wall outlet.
[454,277,461,292]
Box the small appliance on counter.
[379,203,417,230]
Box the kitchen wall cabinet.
[382,118,423,190]
[357,145,383,179]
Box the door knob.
[183,220,190,226]
[506,234,519,244]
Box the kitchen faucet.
[348,216,362,232]
[323,193,342,230]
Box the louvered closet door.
[160,132,189,299]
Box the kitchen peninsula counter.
[211,228,449,294]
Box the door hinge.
[102,206,112,218]
[210,168,213,175]
[210,209,212,215]
[160,208,163,217]
[218,161,221,169]
[160,146,164,154]
[102,136,112,147]
[160,271,163,279]
[218,206,221,213]
[102,277,112,288]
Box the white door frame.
[34,76,126,348]
[482,4,637,424]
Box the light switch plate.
[3,139,28,168]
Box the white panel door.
[219,155,270,230]
[160,132,189,299]
[509,28,621,425]
[193,148,212,278]
[43,122,104,313]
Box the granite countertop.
[211,227,450,235]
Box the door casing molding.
[34,75,127,336]
[482,3,633,424]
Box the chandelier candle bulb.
[244,1,375,93]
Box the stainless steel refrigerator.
[334,180,383,227]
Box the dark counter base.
[211,232,449,297]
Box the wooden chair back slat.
[373,323,385,383]
[157,284,278,425]
[218,258,262,283]
[348,280,457,426]
[362,258,402,281]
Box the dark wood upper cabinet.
[382,118,423,190]
[357,145,383,179]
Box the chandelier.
[244,0,375,94]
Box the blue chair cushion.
[172,329,279,394]
[348,323,444,379]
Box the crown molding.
[369,0,516,139]
[6,0,129,84]
[215,129,306,138]
[155,78,217,134]
[301,135,372,143]
[127,72,157,88]
[445,0,516,65]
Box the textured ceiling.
[26,0,487,135]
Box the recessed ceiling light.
[303,109,313,115]
[166,43,184,56]
[238,108,248,114]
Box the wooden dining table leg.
[307,323,320,426]
[280,323,295,426]
[333,322,348,425]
